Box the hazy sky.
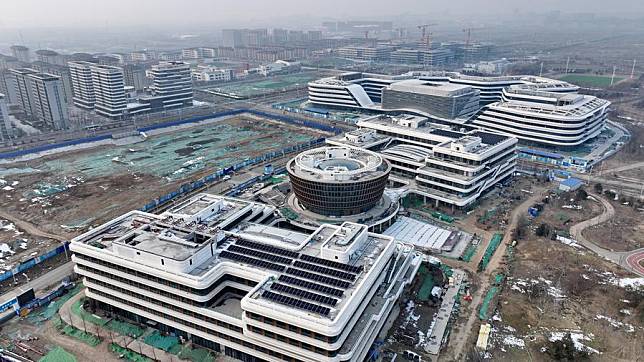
[1,0,643,29]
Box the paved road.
[449,191,546,360]
[573,174,644,199]
[599,161,644,176]
[0,261,74,304]
[569,193,644,277]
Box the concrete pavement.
[0,261,74,305]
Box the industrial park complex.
[0,13,643,362]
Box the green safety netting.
[178,345,216,362]
[479,286,499,320]
[478,233,503,272]
[461,244,478,262]
[143,331,180,353]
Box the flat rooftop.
[387,79,474,97]
[72,193,395,321]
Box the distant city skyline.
[1,0,644,29]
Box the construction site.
[0,113,329,291]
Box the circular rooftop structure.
[287,147,391,216]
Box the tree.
[593,183,603,194]
[575,188,588,202]
[536,223,552,238]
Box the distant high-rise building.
[243,29,268,47]
[0,93,12,141]
[0,55,21,71]
[182,48,204,60]
[10,45,30,63]
[0,70,18,104]
[143,61,192,111]
[9,68,38,115]
[31,61,75,105]
[68,61,127,119]
[9,68,68,129]
[27,72,69,129]
[35,49,64,66]
[97,55,122,66]
[68,61,97,109]
[130,50,155,62]
[272,28,288,43]
[308,30,322,41]
[222,29,243,48]
[89,65,127,119]
[123,63,149,91]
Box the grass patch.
[60,324,101,347]
[559,74,623,88]
[39,347,77,362]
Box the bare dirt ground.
[582,199,644,252]
[0,315,121,362]
[0,116,325,262]
[484,235,643,362]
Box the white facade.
[471,87,610,147]
[0,93,12,141]
[192,65,234,82]
[327,115,518,208]
[9,68,69,129]
[145,61,193,111]
[27,72,69,129]
[68,61,96,109]
[70,193,420,362]
[89,64,127,119]
[309,71,580,114]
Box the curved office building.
[287,147,391,216]
[471,86,610,147]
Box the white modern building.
[337,47,392,62]
[27,72,69,129]
[327,115,518,209]
[68,61,97,110]
[10,45,30,63]
[9,68,38,115]
[471,86,610,147]
[308,72,579,114]
[415,72,579,106]
[89,64,127,119]
[143,61,193,111]
[70,193,420,362]
[192,65,234,82]
[9,68,69,129]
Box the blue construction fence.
[140,137,325,212]
[0,109,342,160]
[0,243,70,284]
[226,166,287,197]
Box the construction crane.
[364,30,370,40]
[418,23,438,70]
[462,27,485,47]
[462,27,486,65]
[417,23,438,50]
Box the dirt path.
[0,209,67,242]
[449,191,546,360]
[570,193,644,277]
